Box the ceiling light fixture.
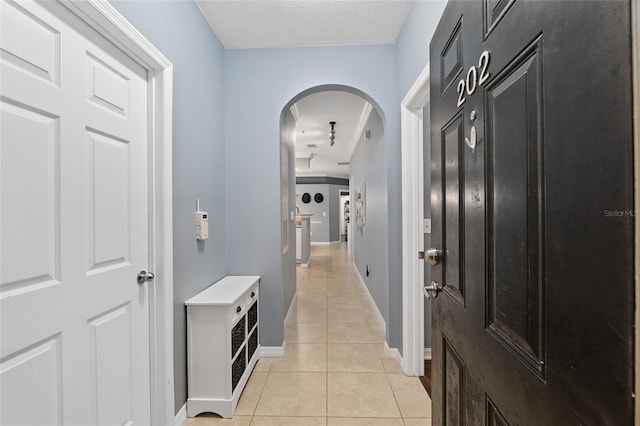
[329,121,336,146]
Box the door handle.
[137,270,155,285]
[424,281,443,299]
[425,248,443,266]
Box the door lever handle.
[424,281,443,299]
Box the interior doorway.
[339,191,350,242]
[400,64,430,377]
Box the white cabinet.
[185,276,260,418]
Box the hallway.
[184,243,431,425]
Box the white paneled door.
[0,1,151,424]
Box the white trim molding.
[352,264,387,328]
[290,103,301,122]
[386,344,402,362]
[346,102,374,162]
[401,64,430,377]
[175,404,187,426]
[59,1,175,424]
[424,348,432,360]
[260,345,286,358]
[284,293,298,326]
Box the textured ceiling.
[196,0,412,49]
[292,91,371,178]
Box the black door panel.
[429,1,634,424]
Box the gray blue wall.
[110,0,228,413]
[281,110,297,334]
[295,183,347,243]
[350,110,390,331]
[225,45,398,349]
[296,184,331,242]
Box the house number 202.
[456,51,491,107]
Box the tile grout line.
[326,253,330,422]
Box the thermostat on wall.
[196,199,209,240]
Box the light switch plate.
[424,219,431,234]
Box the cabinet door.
[231,316,245,357]
[231,349,246,393]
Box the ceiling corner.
[194,0,229,49]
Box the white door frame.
[59,1,174,424]
[348,175,354,258]
[401,64,430,376]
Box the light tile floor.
[184,243,432,426]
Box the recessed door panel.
[486,38,544,375]
[0,0,59,86]
[0,100,60,297]
[87,53,130,117]
[483,0,516,38]
[440,18,463,95]
[442,113,464,303]
[0,335,62,425]
[86,129,131,275]
[88,304,133,426]
[486,396,508,426]
[443,335,464,426]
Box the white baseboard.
[352,264,386,328]
[352,264,404,367]
[300,262,309,268]
[424,348,432,360]
[284,292,298,326]
[175,403,187,426]
[260,344,285,358]
[310,242,331,245]
[386,343,402,361]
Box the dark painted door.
[429,1,634,425]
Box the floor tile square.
[250,417,326,425]
[328,323,375,343]
[327,419,404,426]
[381,358,403,373]
[402,419,432,426]
[255,372,327,417]
[270,343,327,372]
[235,372,268,415]
[288,306,328,323]
[387,373,432,418]
[328,344,384,372]
[286,322,328,343]
[328,306,368,323]
[327,373,400,418]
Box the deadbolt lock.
[425,248,443,266]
